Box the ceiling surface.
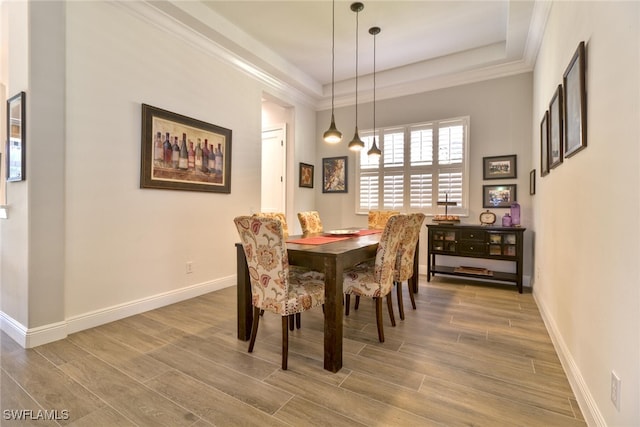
[149,1,549,107]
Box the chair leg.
[281,316,289,370]
[248,306,261,353]
[407,279,417,310]
[396,281,405,320]
[386,293,396,327]
[295,312,301,329]
[345,294,351,316]
[374,297,385,342]
[289,315,294,331]
[354,295,360,310]
[259,309,265,316]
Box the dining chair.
[297,211,323,234]
[367,210,401,230]
[234,215,325,370]
[254,212,289,238]
[394,212,426,320]
[343,214,408,342]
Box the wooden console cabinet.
[426,224,526,293]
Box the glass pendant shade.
[324,0,342,144]
[368,26,381,159]
[367,136,381,158]
[348,127,365,150]
[348,2,365,151]
[324,114,342,143]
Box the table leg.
[323,257,343,373]
[236,244,252,341]
[412,242,420,293]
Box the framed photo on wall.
[299,162,314,188]
[322,156,347,193]
[483,184,517,208]
[140,104,232,193]
[563,41,587,158]
[483,154,517,180]
[6,91,26,182]
[540,111,550,177]
[548,85,563,169]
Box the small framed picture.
[483,184,517,208]
[549,85,563,169]
[322,156,348,193]
[529,169,536,195]
[483,154,517,180]
[299,162,314,188]
[563,41,587,158]
[6,91,26,182]
[540,111,550,177]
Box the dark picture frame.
[140,104,232,193]
[6,91,26,182]
[483,184,517,208]
[563,41,587,158]
[299,162,314,188]
[483,154,517,180]
[530,169,536,195]
[540,111,550,177]
[549,85,563,169]
[322,156,348,193]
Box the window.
[356,117,469,216]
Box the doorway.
[261,124,286,214]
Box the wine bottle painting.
[140,104,232,194]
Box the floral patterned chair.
[254,212,289,238]
[234,215,325,370]
[394,212,426,320]
[367,210,401,230]
[343,214,408,342]
[297,211,323,234]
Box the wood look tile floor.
[1,277,586,426]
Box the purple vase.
[502,213,512,227]
[510,202,521,226]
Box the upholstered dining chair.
[254,212,289,238]
[234,215,325,370]
[297,211,323,234]
[394,212,426,320]
[343,214,408,342]
[368,210,401,230]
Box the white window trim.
[355,116,470,217]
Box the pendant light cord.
[331,0,336,114]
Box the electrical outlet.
[186,261,193,274]
[611,371,621,411]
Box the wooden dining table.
[235,230,382,373]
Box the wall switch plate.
[611,371,621,411]
[186,261,193,274]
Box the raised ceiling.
[147,1,550,109]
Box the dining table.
[235,228,419,373]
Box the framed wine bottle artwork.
[140,104,232,193]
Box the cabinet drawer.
[459,241,487,255]
[460,230,485,241]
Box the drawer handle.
[470,234,474,238]
[469,246,474,250]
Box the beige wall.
[316,73,534,281]
[533,2,639,425]
[0,1,318,345]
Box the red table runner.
[286,229,382,245]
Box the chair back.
[368,210,400,230]
[297,211,323,234]
[254,212,289,238]
[373,214,408,295]
[234,216,289,315]
[394,213,426,281]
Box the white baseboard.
[0,276,236,349]
[534,291,604,427]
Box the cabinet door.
[487,232,517,258]
[431,229,457,253]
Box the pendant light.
[367,26,382,159]
[348,2,365,151]
[323,0,342,144]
